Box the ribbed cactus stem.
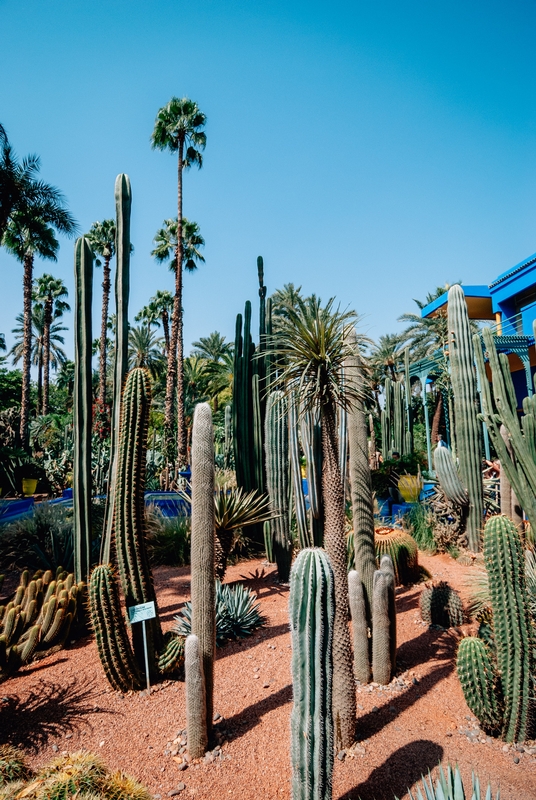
[380,555,397,676]
[457,637,501,734]
[447,285,483,551]
[73,237,93,584]
[89,565,142,693]
[372,563,394,686]
[499,426,522,525]
[190,403,216,743]
[347,331,375,623]
[114,367,161,676]
[484,515,532,742]
[433,446,469,507]
[224,404,232,469]
[289,549,334,800]
[265,391,292,581]
[185,634,208,759]
[102,174,132,563]
[348,570,369,684]
[289,392,311,549]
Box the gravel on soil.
[1,552,535,799]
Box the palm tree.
[151,214,205,463]
[10,307,67,414]
[191,331,233,362]
[151,97,206,467]
[2,174,76,446]
[128,324,166,380]
[33,274,69,414]
[86,219,116,405]
[269,296,362,750]
[398,284,462,360]
[136,289,174,355]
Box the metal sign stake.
[141,619,150,693]
[127,600,156,694]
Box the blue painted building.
[420,252,536,403]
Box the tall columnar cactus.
[474,328,536,528]
[371,559,395,686]
[348,569,369,684]
[447,285,483,551]
[289,392,312,550]
[499,425,522,525]
[433,446,469,507]
[265,391,292,582]
[347,331,376,624]
[114,368,161,676]
[73,237,93,584]
[289,548,334,800]
[102,174,132,563]
[456,515,533,742]
[224,404,232,468]
[89,565,142,693]
[392,379,404,455]
[404,347,412,452]
[190,403,216,744]
[185,634,207,759]
[300,404,324,547]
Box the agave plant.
[403,764,500,800]
[173,580,266,646]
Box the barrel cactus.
[420,581,463,628]
[374,527,420,585]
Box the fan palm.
[136,290,174,355]
[192,331,233,362]
[10,307,67,414]
[85,219,116,404]
[151,97,206,467]
[128,324,166,380]
[33,274,69,414]
[191,332,233,411]
[269,296,362,749]
[398,284,463,361]
[152,216,205,462]
[2,172,76,446]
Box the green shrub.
[0,503,73,572]
[404,503,437,553]
[145,506,190,567]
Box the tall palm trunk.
[37,346,43,415]
[20,252,33,448]
[99,254,112,405]
[163,143,184,467]
[161,309,170,355]
[322,401,356,750]
[176,147,186,467]
[42,296,52,415]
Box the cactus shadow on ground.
[0,677,111,751]
[396,627,458,672]
[215,622,291,661]
[338,739,444,800]
[221,682,293,741]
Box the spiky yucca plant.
[402,763,500,800]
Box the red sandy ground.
[1,553,535,800]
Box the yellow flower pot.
[397,474,422,503]
[22,478,38,496]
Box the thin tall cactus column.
[447,285,483,551]
[265,391,292,581]
[185,634,207,758]
[102,174,131,563]
[499,425,522,525]
[347,331,375,625]
[289,392,311,550]
[190,403,216,745]
[73,237,93,584]
[290,548,334,800]
[348,569,369,684]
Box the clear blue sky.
[1,0,535,361]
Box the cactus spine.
[289,549,334,800]
[102,174,132,563]
[447,285,483,551]
[457,515,533,741]
[265,391,292,581]
[89,565,142,693]
[433,446,469,507]
[114,368,161,675]
[73,237,93,583]
[190,403,216,746]
[457,637,502,734]
[185,634,208,759]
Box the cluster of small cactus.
[447,285,483,552]
[420,581,463,628]
[289,548,334,800]
[0,567,84,680]
[381,376,410,459]
[374,526,420,585]
[0,747,152,800]
[456,515,534,741]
